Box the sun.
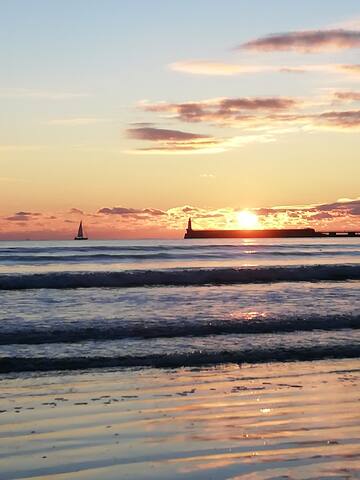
[237,210,259,229]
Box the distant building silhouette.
[184,218,359,239]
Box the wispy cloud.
[314,110,360,130]
[254,198,360,227]
[336,64,360,76]
[5,211,42,222]
[126,126,226,154]
[98,207,166,217]
[170,60,360,77]
[333,91,360,102]
[170,61,272,76]
[139,97,299,126]
[239,29,360,53]
[126,125,273,154]
[137,95,360,132]
[69,208,84,215]
[127,126,210,142]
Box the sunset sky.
[1,0,359,239]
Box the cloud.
[253,199,360,228]
[69,208,84,215]
[127,127,273,154]
[126,126,234,154]
[170,61,360,78]
[1,198,359,239]
[333,91,360,102]
[316,199,360,215]
[239,29,360,53]
[98,207,167,217]
[261,109,360,131]
[138,96,360,133]
[172,198,360,230]
[335,64,360,75]
[128,122,155,127]
[15,211,41,216]
[127,127,209,141]
[315,110,360,130]
[126,139,230,154]
[170,61,272,76]
[5,211,41,221]
[139,97,299,125]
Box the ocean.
[0,238,359,375]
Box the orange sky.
[0,1,359,239]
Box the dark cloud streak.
[240,29,360,53]
[127,127,208,141]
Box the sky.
[0,0,359,239]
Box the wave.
[1,250,359,264]
[1,242,359,252]
[0,264,360,290]
[2,314,359,345]
[1,344,360,373]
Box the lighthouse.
[184,218,193,238]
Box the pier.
[322,231,360,237]
[184,219,360,239]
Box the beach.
[1,359,360,479]
[3,1,360,477]
[0,238,359,478]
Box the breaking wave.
[2,314,359,345]
[1,344,360,373]
[1,264,359,290]
[1,251,360,264]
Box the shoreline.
[1,358,359,479]
[2,346,360,374]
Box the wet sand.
[0,358,359,479]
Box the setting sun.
[237,210,259,229]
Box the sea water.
[0,238,359,374]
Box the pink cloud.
[1,199,359,239]
[5,211,42,221]
[337,64,360,75]
[127,126,209,142]
[140,97,299,126]
[170,60,360,78]
[126,126,226,153]
[240,29,360,53]
[98,207,166,217]
[138,96,360,132]
[170,61,271,76]
[333,91,360,102]
[315,110,360,129]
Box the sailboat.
[74,221,88,240]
